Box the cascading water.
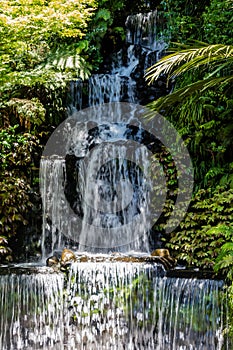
[0,7,229,350]
[40,10,168,256]
[126,10,158,49]
[0,264,226,350]
[64,263,226,350]
[68,10,167,115]
[0,267,64,350]
[88,74,136,105]
[40,106,156,256]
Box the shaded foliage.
[158,0,210,43]
[203,0,233,45]
[0,125,41,262]
[165,186,233,268]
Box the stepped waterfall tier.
[0,264,226,350]
[0,7,229,350]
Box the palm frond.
[145,44,233,84]
[148,75,233,113]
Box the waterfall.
[126,10,158,49]
[68,10,167,114]
[40,9,169,255]
[69,79,83,113]
[77,141,151,251]
[40,158,68,257]
[0,265,226,349]
[40,107,156,256]
[64,263,226,349]
[125,10,167,70]
[88,74,136,106]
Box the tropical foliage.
[146,41,233,255]
[146,43,233,101]
[144,0,233,274]
[0,0,98,262]
[158,0,209,43]
[215,235,233,281]
[146,42,233,187]
[202,0,233,45]
[214,226,233,337]
[166,187,233,267]
[0,0,96,128]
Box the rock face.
[46,248,77,269]
[151,248,170,257]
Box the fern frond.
[220,243,233,253]
[206,225,233,236]
[214,254,233,270]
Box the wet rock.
[60,248,77,268]
[46,248,176,273]
[46,255,59,267]
[79,255,88,262]
[151,249,177,269]
[72,252,176,271]
[151,248,170,257]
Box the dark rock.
[46,255,59,267]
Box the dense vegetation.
[146,0,233,337]
[146,41,233,267]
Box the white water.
[40,119,153,256]
[88,74,136,106]
[126,10,158,50]
[64,263,226,350]
[0,265,226,349]
[0,270,64,350]
[125,10,167,70]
